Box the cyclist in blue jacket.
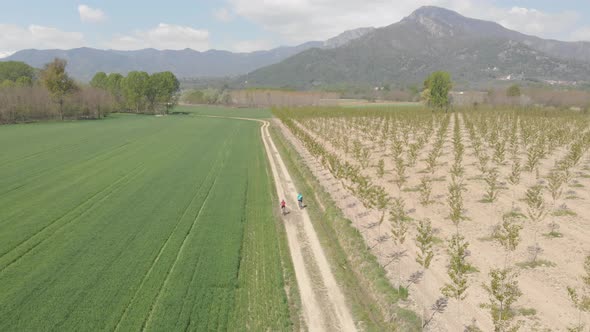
[297,193,303,209]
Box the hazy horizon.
[0,1,589,58]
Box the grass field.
[176,105,272,119]
[0,108,292,331]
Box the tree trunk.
[59,98,64,120]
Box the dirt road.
[202,116,356,331]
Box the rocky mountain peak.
[406,6,465,22]
[402,6,508,38]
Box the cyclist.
[280,199,287,215]
[297,193,303,209]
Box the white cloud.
[0,24,85,54]
[570,27,590,42]
[214,8,234,22]
[107,23,210,50]
[78,4,107,23]
[495,6,579,38]
[0,51,15,58]
[227,0,584,43]
[233,39,273,52]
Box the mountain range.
[3,6,590,87]
[243,6,590,88]
[1,28,373,82]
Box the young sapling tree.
[415,218,435,269]
[481,268,523,332]
[566,256,590,332]
[483,212,525,331]
[407,143,419,167]
[493,213,523,267]
[394,155,407,191]
[484,168,501,203]
[376,159,385,178]
[441,233,472,321]
[375,189,389,235]
[525,184,547,262]
[494,141,507,165]
[448,179,466,231]
[508,159,522,209]
[546,170,564,237]
[390,197,411,289]
[508,160,521,187]
[419,176,433,206]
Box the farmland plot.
[275,107,590,331]
[0,112,292,331]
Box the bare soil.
[278,114,590,331]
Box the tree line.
[0,59,116,124]
[0,59,180,125]
[90,70,179,114]
[0,61,35,88]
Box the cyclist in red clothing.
[280,199,287,215]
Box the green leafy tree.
[423,71,453,110]
[15,76,32,87]
[147,71,180,113]
[0,61,35,82]
[90,72,108,89]
[40,58,77,120]
[106,73,124,108]
[0,80,15,88]
[421,88,431,105]
[122,71,149,112]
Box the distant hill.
[243,6,590,88]
[1,28,374,82]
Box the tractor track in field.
[113,176,210,331]
[0,140,132,197]
[0,124,171,199]
[0,164,146,273]
[139,129,238,331]
[114,140,231,331]
[0,137,95,169]
[0,125,195,261]
[151,124,239,331]
[49,219,147,331]
[199,116,356,332]
[141,176,218,331]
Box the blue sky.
[0,0,589,56]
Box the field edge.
[269,121,421,331]
[264,139,306,332]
